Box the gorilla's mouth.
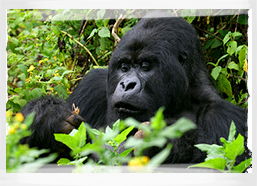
[114,102,142,114]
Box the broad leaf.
[228,121,236,142]
[160,118,196,139]
[54,133,78,152]
[147,143,173,167]
[228,62,239,71]
[224,134,245,160]
[74,123,86,147]
[151,107,166,131]
[114,126,134,145]
[232,158,252,173]
[67,157,88,166]
[119,148,135,157]
[223,31,231,45]
[227,41,237,56]
[98,27,110,38]
[57,158,71,165]
[194,144,225,160]
[211,66,222,80]
[50,25,61,37]
[188,158,227,171]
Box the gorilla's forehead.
[111,44,160,65]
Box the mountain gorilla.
[20,12,250,164]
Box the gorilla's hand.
[63,113,85,134]
[134,121,150,139]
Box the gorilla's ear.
[178,52,188,65]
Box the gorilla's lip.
[114,102,142,114]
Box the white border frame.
[1,1,256,186]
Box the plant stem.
[60,30,99,66]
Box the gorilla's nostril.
[125,82,137,91]
[120,82,125,89]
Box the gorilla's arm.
[67,68,108,129]
[19,69,108,157]
[20,96,84,157]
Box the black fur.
[21,12,250,164]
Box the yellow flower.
[6,110,12,117]
[13,122,20,130]
[44,58,48,61]
[128,156,150,167]
[50,88,54,91]
[54,56,57,60]
[243,59,248,73]
[8,127,16,134]
[15,112,24,122]
[20,124,27,130]
[39,60,44,64]
[27,65,35,72]
[60,63,63,66]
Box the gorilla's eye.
[141,62,151,71]
[120,63,130,72]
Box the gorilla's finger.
[66,114,85,128]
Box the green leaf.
[50,25,61,37]
[25,22,33,32]
[223,31,231,45]
[57,158,71,165]
[105,126,113,136]
[74,124,86,147]
[194,144,225,160]
[211,39,222,49]
[61,70,74,78]
[31,88,42,98]
[217,54,229,64]
[87,28,98,39]
[238,47,247,67]
[217,74,232,97]
[112,119,126,132]
[54,133,78,152]
[17,64,28,77]
[52,76,62,81]
[151,107,166,131]
[114,126,134,145]
[67,157,88,166]
[231,32,242,38]
[238,15,248,25]
[97,9,106,19]
[227,41,237,56]
[224,134,245,160]
[16,153,58,173]
[232,158,252,173]
[124,137,144,149]
[220,137,230,149]
[211,66,222,80]
[124,118,143,128]
[160,118,196,139]
[69,129,78,136]
[147,143,173,167]
[23,112,35,127]
[227,62,239,71]
[98,27,110,38]
[119,148,134,157]
[188,158,226,171]
[228,121,236,142]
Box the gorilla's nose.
[120,81,137,91]
[119,77,141,95]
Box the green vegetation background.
[7,9,249,113]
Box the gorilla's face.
[107,17,193,123]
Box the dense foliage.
[7,9,249,113]
[6,9,250,172]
